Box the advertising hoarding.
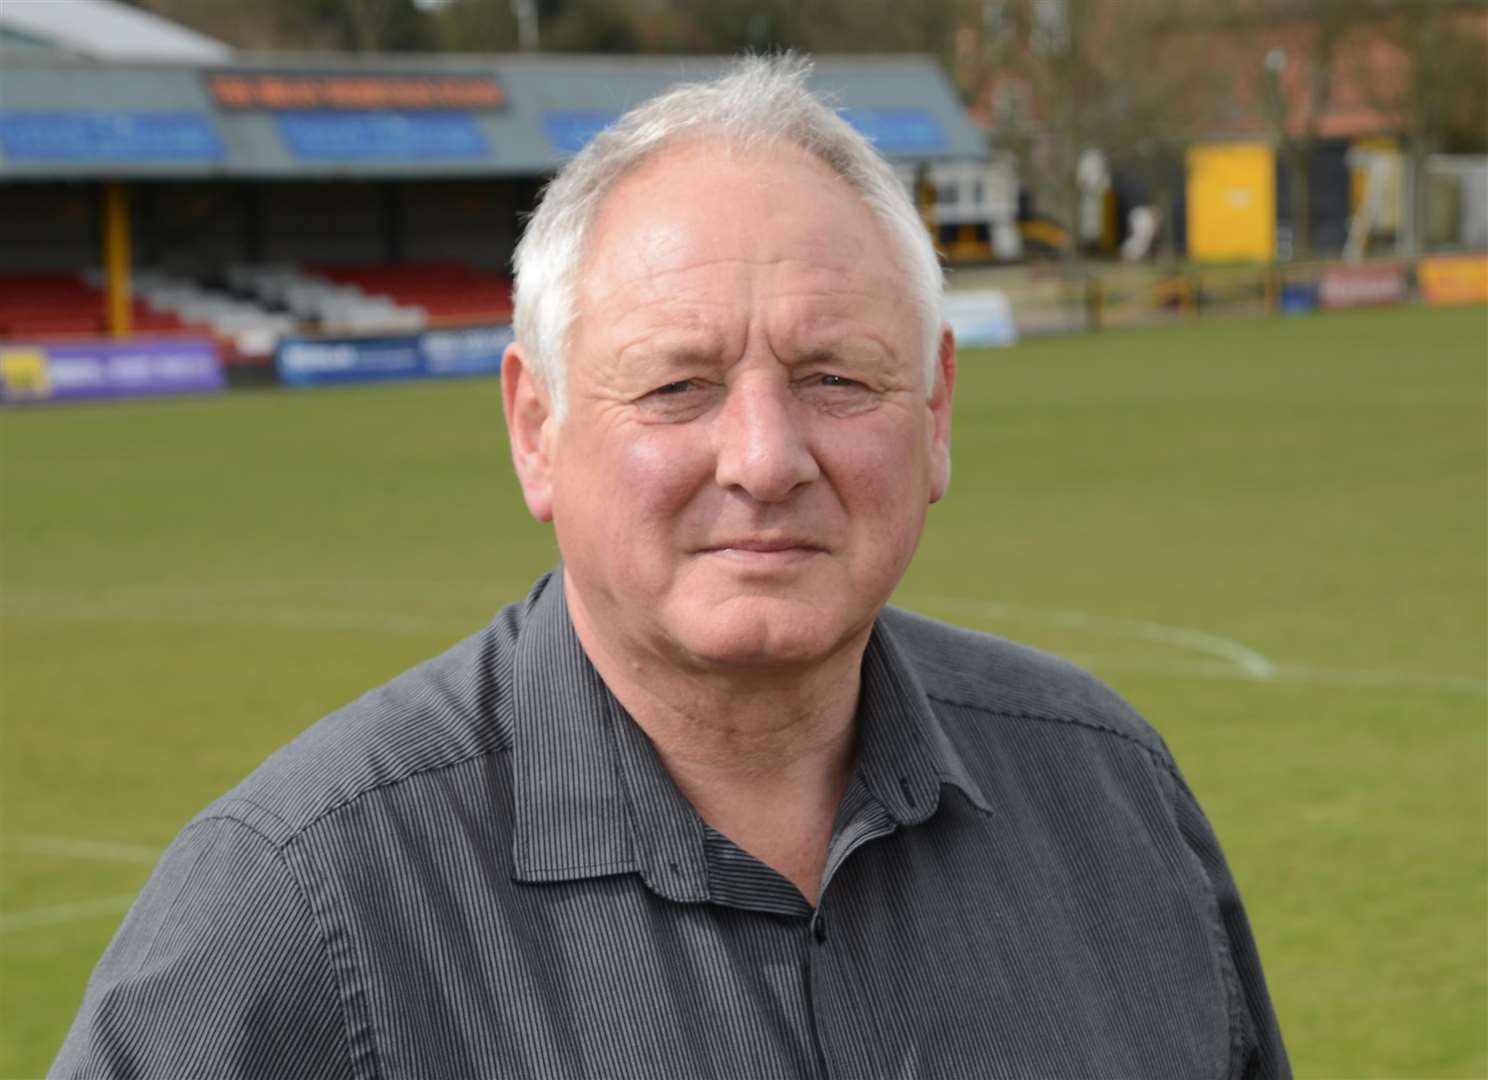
[276,325,511,388]
[275,113,488,162]
[942,290,1017,347]
[0,113,223,163]
[208,73,505,111]
[0,338,224,404]
[1418,254,1488,306]
[1317,263,1408,309]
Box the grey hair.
[510,53,944,417]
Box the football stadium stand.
[0,42,1006,357]
[310,263,514,326]
[0,4,1032,400]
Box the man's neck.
[564,580,867,905]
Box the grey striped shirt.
[53,570,1289,1079]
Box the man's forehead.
[563,137,921,384]
[580,145,886,296]
[608,312,899,368]
[605,136,850,201]
[583,139,884,269]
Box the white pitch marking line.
[916,596,1279,680]
[910,598,1485,696]
[8,836,160,865]
[0,894,137,935]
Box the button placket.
[802,896,882,1080]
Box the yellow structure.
[1186,143,1275,262]
[1418,254,1488,306]
[0,347,52,401]
[102,181,133,338]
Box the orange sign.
[1418,254,1488,306]
[208,73,505,111]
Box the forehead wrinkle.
[574,267,735,372]
[607,252,867,298]
[612,323,730,372]
[605,258,894,318]
[605,294,738,361]
[762,279,905,347]
[593,271,907,383]
[778,311,897,353]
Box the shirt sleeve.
[49,814,354,1080]
[1164,765,1292,1080]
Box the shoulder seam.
[924,691,1175,772]
[221,745,507,850]
[171,814,360,1078]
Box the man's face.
[508,140,953,674]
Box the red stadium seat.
[303,262,514,326]
[0,272,216,340]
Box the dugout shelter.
[0,44,1003,366]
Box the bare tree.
[972,0,1223,263]
[430,0,522,51]
[135,0,341,50]
[1344,0,1488,255]
[1235,0,1361,259]
[136,0,432,51]
[342,0,400,51]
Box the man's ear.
[501,342,557,523]
[928,324,956,504]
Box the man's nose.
[712,377,820,502]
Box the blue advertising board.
[275,325,512,388]
[839,108,946,154]
[1279,281,1318,316]
[0,112,223,163]
[541,108,947,157]
[421,326,516,376]
[543,111,620,155]
[276,111,488,161]
[0,338,225,404]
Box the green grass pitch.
[2,304,1484,1076]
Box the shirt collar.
[853,613,994,824]
[509,571,640,886]
[508,572,991,896]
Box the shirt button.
[812,915,827,945]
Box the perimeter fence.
[948,253,1486,341]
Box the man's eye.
[797,372,878,414]
[651,380,694,396]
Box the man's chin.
[665,594,867,673]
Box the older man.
[54,57,1288,1079]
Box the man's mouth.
[701,538,826,562]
